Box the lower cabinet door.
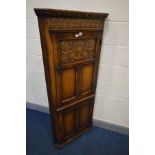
[56,98,94,145]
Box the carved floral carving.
[49,18,103,29]
[60,39,96,63]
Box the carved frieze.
[48,18,103,29]
[60,39,96,63]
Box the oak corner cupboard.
[34,8,109,148]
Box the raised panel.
[63,110,76,137]
[62,68,76,100]
[81,63,94,93]
[79,104,90,129]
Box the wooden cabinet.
[34,8,108,147]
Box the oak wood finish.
[34,8,108,148]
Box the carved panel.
[60,39,96,63]
[48,18,103,29]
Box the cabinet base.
[54,126,91,148]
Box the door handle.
[75,32,83,38]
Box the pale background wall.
[26,0,129,128]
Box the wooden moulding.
[34,8,109,19]
[34,8,109,30]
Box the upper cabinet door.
[51,30,103,107]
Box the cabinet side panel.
[37,18,60,143]
[92,32,104,91]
